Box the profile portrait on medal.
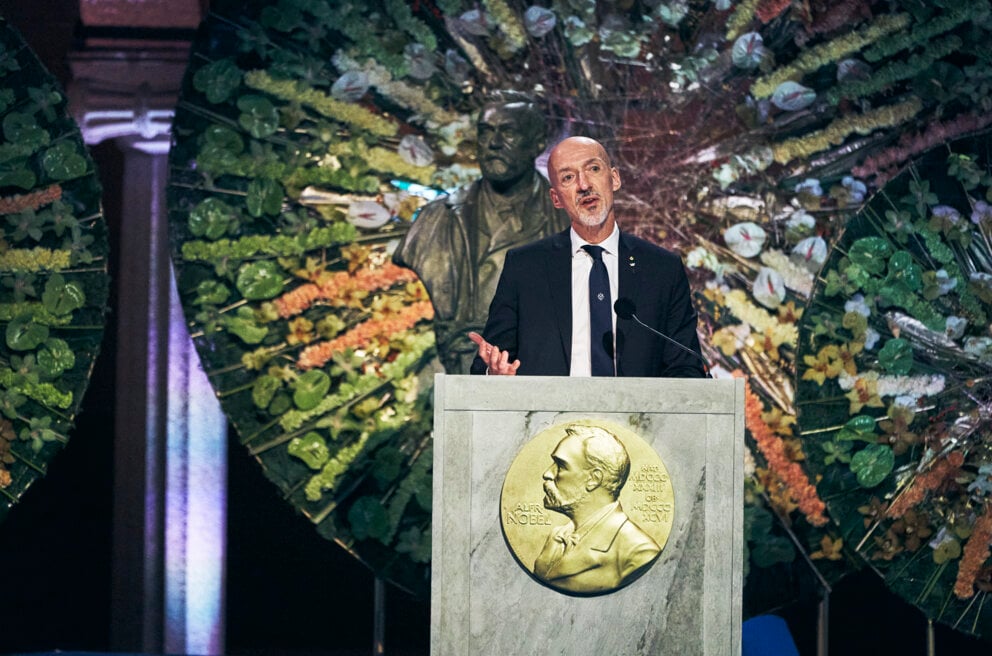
[501,420,674,595]
[532,424,660,594]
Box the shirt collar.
[570,223,620,257]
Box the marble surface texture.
[432,375,744,656]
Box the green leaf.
[42,141,87,180]
[850,444,895,488]
[251,374,281,409]
[878,338,913,375]
[37,337,75,377]
[751,534,795,567]
[237,95,280,139]
[288,431,330,470]
[6,315,49,350]
[293,369,330,410]
[220,306,268,344]
[193,280,230,306]
[193,58,243,104]
[236,260,284,300]
[42,273,85,315]
[837,415,877,442]
[848,237,891,275]
[372,448,403,487]
[246,178,283,217]
[885,251,921,291]
[348,496,390,542]
[3,111,48,148]
[188,197,239,240]
[0,161,36,189]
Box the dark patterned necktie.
[581,245,614,376]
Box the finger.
[468,331,485,347]
[497,348,510,373]
[510,359,521,373]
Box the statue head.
[476,90,547,190]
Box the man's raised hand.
[469,332,521,375]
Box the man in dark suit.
[469,136,705,377]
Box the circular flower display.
[0,19,110,521]
[796,133,992,638]
[168,0,992,622]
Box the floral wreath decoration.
[167,0,992,623]
[0,17,111,523]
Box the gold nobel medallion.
[500,419,675,595]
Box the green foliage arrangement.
[0,18,110,522]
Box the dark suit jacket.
[470,229,706,377]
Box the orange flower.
[274,262,420,318]
[297,301,434,370]
[886,452,965,518]
[954,504,992,599]
[0,184,62,214]
[744,377,828,526]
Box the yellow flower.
[713,326,746,356]
[811,535,844,561]
[777,301,803,324]
[846,376,884,413]
[761,407,796,437]
[802,345,842,385]
[831,341,864,377]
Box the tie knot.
[582,244,605,261]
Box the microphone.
[614,297,711,376]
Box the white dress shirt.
[569,225,620,376]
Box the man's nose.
[543,468,553,481]
[488,130,505,148]
[576,172,591,189]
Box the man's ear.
[611,167,622,192]
[550,187,563,209]
[586,469,603,492]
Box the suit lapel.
[617,232,641,375]
[545,230,572,368]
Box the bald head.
[547,137,621,243]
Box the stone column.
[68,7,227,653]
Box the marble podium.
[431,375,744,656]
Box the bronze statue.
[393,90,568,374]
[532,424,661,594]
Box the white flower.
[444,50,470,84]
[865,327,880,350]
[398,135,434,167]
[524,6,556,38]
[933,269,957,296]
[347,201,391,229]
[964,336,992,363]
[732,33,765,70]
[839,371,945,401]
[931,205,962,224]
[971,200,992,225]
[945,316,968,340]
[724,222,767,258]
[790,236,828,272]
[795,178,823,196]
[760,249,813,296]
[842,176,867,204]
[837,59,871,82]
[331,71,370,102]
[404,43,436,80]
[752,267,786,308]
[772,81,816,111]
[458,9,489,36]
[844,293,871,317]
[785,209,816,231]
